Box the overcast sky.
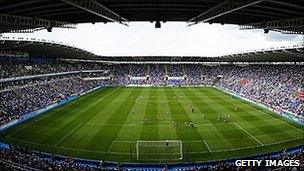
[3,22,303,57]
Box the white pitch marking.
[108,141,115,153]
[55,124,82,146]
[8,136,302,155]
[203,140,212,152]
[113,140,135,143]
[234,122,264,146]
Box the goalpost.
[136,140,183,161]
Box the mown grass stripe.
[90,88,142,152]
[157,88,178,141]
[199,88,277,144]
[46,88,122,146]
[164,88,203,141]
[139,88,159,140]
[187,87,248,149]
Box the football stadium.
[0,0,304,171]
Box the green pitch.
[0,87,303,163]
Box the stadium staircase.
[147,65,150,77]
[165,65,168,84]
[214,65,237,86]
[182,65,190,85]
[212,77,222,85]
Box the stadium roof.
[0,0,303,34]
[0,36,97,59]
[1,36,303,63]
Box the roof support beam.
[267,0,304,10]
[239,17,304,34]
[0,14,77,33]
[187,0,266,26]
[61,0,129,26]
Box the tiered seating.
[0,62,303,126]
[0,61,106,79]
[217,65,304,116]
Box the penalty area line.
[203,140,212,152]
[234,122,263,146]
[108,140,135,153]
[55,124,83,147]
[108,141,115,153]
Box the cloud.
[3,22,302,57]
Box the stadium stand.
[0,76,108,124]
[0,61,107,79]
[217,65,304,117]
[0,144,303,170]
[0,60,303,128]
[1,0,304,169]
[0,41,303,170]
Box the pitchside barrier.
[215,86,304,126]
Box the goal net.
[136,140,183,161]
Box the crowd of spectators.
[0,60,108,79]
[1,62,303,122]
[185,65,203,85]
[1,62,303,126]
[149,65,166,85]
[0,75,108,125]
[128,65,148,85]
[217,65,304,116]
[112,64,128,85]
[192,148,304,171]
[167,65,185,77]
[0,145,303,171]
[0,60,303,170]
[130,64,148,77]
[0,145,105,171]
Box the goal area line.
[136,140,183,160]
